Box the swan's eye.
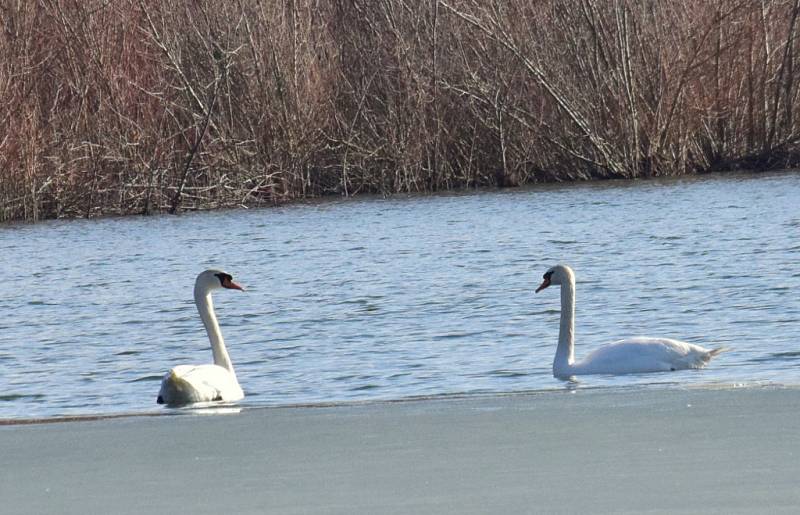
[543,271,554,280]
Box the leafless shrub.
[2,0,799,222]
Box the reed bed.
[2,0,799,221]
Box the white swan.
[536,264,724,379]
[157,269,245,405]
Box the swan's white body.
[537,265,724,379]
[157,270,245,405]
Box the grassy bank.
[2,0,800,222]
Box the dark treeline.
[2,0,800,222]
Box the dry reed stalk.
[1,0,799,222]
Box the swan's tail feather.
[702,346,728,364]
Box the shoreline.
[2,381,795,426]
[3,168,797,226]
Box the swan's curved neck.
[195,285,236,375]
[554,275,576,377]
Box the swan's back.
[573,337,723,376]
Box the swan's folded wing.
[178,364,239,401]
[577,337,710,374]
[616,337,720,369]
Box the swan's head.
[535,264,574,293]
[196,269,245,292]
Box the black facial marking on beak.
[215,272,244,291]
[215,272,233,286]
[536,270,554,293]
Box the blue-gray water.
[2,171,799,419]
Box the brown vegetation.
[2,0,800,222]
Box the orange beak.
[535,277,550,293]
[222,277,245,291]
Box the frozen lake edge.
[2,385,798,514]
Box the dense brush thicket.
[2,0,799,221]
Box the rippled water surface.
[2,171,799,418]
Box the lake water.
[1,171,799,419]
